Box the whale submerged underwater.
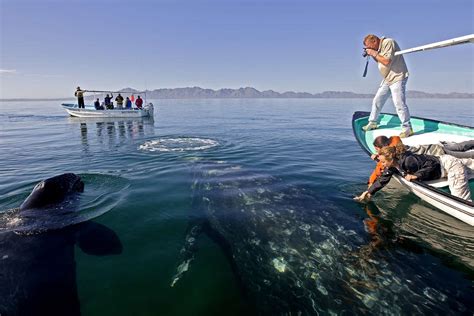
[172,162,474,315]
[0,173,122,316]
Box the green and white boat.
[352,111,474,226]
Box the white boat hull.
[62,103,154,118]
[394,175,474,226]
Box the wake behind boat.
[352,111,474,226]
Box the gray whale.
[19,173,85,211]
[0,173,122,316]
[172,162,474,315]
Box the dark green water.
[0,99,473,315]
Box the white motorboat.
[61,103,154,118]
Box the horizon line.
[1,86,472,100]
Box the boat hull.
[352,111,474,226]
[62,103,154,118]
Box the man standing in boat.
[74,86,86,109]
[104,93,114,109]
[362,35,413,138]
[115,93,124,109]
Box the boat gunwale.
[61,103,153,118]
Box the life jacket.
[368,136,402,185]
[135,98,143,108]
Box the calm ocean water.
[0,98,473,315]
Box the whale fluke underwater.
[172,162,474,315]
[0,173,122,316]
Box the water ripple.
[0,174,129,234]
[139,137,219,152]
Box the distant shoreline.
[1,87,473,101]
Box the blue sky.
[0,0,473,98]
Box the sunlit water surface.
[0,99,473,315]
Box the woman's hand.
[370,154,379,161]
[354,191,372,202]
[404,174,418,181]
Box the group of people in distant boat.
[355,137,474,202]
[75,87,144,111]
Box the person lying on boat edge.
[367,136,474,187]
[355,146,474,203]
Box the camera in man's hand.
[362,48,368,58]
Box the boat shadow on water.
[171,161,474,315]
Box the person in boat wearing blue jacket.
[355,146,473,202]
[125,97,132,109]
[94,98,104,110]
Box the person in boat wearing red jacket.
[367,136,474,187]
[135,96,143,109]
[355,146,473,202]
[367,136,402,187]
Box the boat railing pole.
[86,90,146,94]
[395,34,474,56]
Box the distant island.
[1,87,473,101]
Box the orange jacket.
[367,136,402,185]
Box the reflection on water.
[359,205,385,257]
[80,123,89,153]
[366,183,474,270]
[397,201,473,269]
[68,117,155,151]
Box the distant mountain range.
[116,87,473,99]
[1,87,473,101]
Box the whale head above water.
[0,172,123,316]
[19,173,84,212]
